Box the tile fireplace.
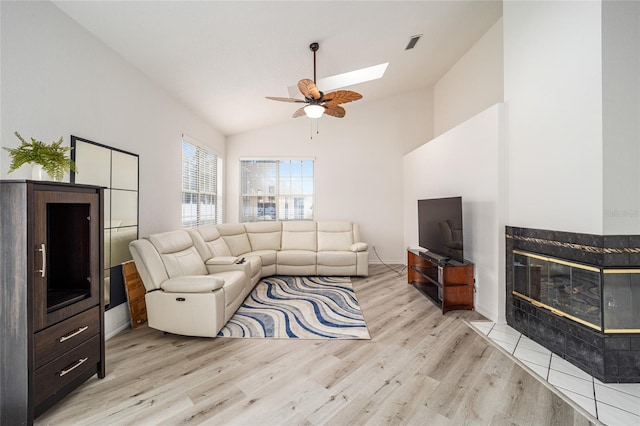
[506,226,640,383]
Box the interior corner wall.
[602,0,640,235]
[1,1,225,337]
[226,88,434,264]
[503,0,604,235]
[403,104,506,322]
[433,18,503,138]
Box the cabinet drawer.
[35,306,100,368]
[34,335,101,407]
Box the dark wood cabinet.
[0,181,105,425]
[407,249,474,313]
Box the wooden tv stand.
[407,249,474,313]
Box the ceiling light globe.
[304,104,324,118]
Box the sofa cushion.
[149,230,193,254]
[281,221,317,251]
[277,250,316,266]
[188,226,232,260]
[247,250,277,267]
[148,231,207,278]
[210,238,233,257]
[223,234,252,256]
[317,221,354,251]
[217,223,252,256]
[245,221,282,251]
[317,251,356,266]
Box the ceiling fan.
[266,42,363,119]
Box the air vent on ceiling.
[405,35,422,50]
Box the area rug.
[217,276,370,339]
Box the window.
[182,139,222,227]
[240,159,313,222]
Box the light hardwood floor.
[36,265,596,425]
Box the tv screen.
[418,196,464,263]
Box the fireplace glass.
[513,250,640,333]
[603,271,640,331]
[512,251,602,330]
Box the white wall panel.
[602,0,640,234]
[503,0,603,234]
[404,104,505,322]
[434,18,503,137]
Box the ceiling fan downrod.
[310,42,319,84]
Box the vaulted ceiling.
[53,1,502,136]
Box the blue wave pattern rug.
[218,276,370,339]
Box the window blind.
[182,140,222,227]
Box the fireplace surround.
[506,226,640,383]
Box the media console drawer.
[33,335,101,407]
[34,306,100,368]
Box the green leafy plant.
[4,132,77,180]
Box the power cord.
[372,246,406,276]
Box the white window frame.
[239,157,314,222]
[181,136,223,227]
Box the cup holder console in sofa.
[129,221,368,337]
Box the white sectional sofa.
[129,221,368,337]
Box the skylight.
[288,62,389,98]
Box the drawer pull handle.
[59,357,88,377]
[59,326,89,343]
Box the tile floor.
[469,321,640,426]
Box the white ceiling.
[52,1,502,136]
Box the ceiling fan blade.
[298,79,322,100]
[322,90,363,106]
[324,105,346,118]
[266,96,306,103]
[292,107,307,118]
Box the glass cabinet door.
[33,188,101,330]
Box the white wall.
[602,0,640,234]
[434,18,503,137]
[404,104,505,322]
[227,88,434,263]
[1,1,225,336]
[1,1,225,236]
[503,1,604,235]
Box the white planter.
[31,164,45,180]
[30,164,60,181]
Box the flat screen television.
[418,196,464,263]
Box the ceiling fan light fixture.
[304,104,324,118]
[266,42,362,121]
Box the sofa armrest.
[351,242,369,252]
[160,276,224,293]
[206,256,239,265]
[205,260,251,276]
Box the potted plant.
[4,132,77,181]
